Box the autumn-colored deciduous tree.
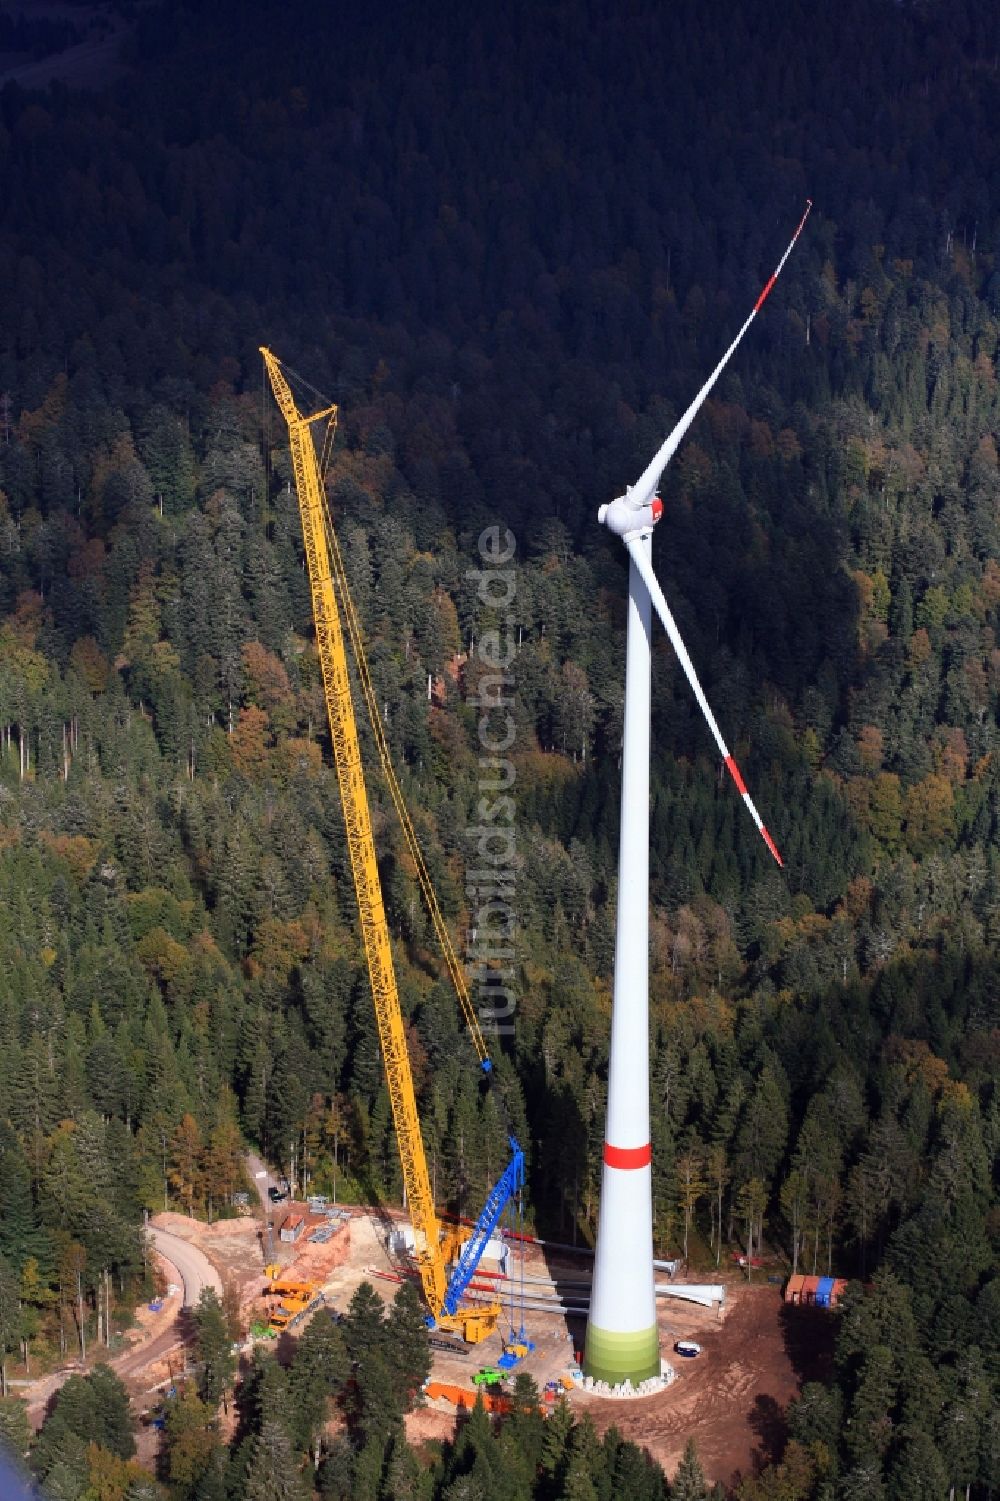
[242,640,296,734]
[169,1115,203,1217]
[205,1115,245,1219]
[229,704,272,779]
[902,773,955,855]
[856,724,884,772]
[135,926,190,988]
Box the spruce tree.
[0,1253,19,1398]
[351,1434,389,1501]
[317,1437,356,1501]
[379,1431,422,1500]
[287,1311,347,1464]
[886,1427,949,1501]
[87,1364,136,1460]
[505,1372,544,1471]
[561,1459,599,1501]
[671,1438,708,1501]
[342,1281,387,1369]
[350,1354,402,1449]
[194,1287,235,1411]
[540,1398,573,1485]
[243,1418,310,1501]
[387,1283,431,1410]
[0,1395,30,1460]
[0,1130,40,1273]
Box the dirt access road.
[111,1228,225,1387]
[147,1226,223,1308]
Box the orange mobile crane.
[260,348,524,1345]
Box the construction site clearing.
[95,1194,820,1487]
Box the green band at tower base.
[583,1322,660,1386]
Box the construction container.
[280,1213,305,1243]
[389,1226,416,1256]
[785,1273,848,1308]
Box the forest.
[0,0,998,1495]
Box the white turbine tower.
[584,202,811,1389]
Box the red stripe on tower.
[604,1142,652,1170]
[724,755,748,796]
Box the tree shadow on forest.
[747,1392,788,1471]
[727,1306,836,1480]
[777,1303,835,1388]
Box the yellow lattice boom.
[260,347,500,1340]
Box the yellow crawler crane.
[260,348,508,1344]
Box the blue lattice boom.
[442,1136,524,1316]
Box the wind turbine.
[583,202,811,1389]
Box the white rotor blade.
[630,201,812,508]
[625,536,783,867]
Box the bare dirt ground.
[412,1247,831,1492]
[572,1281,828,1490]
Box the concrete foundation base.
[582,1321,660,1386]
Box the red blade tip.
[761,827,783,867]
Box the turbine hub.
[598,494,663,538]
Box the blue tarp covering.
[816,1277,835,1306]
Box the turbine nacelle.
[598,494,663,538]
